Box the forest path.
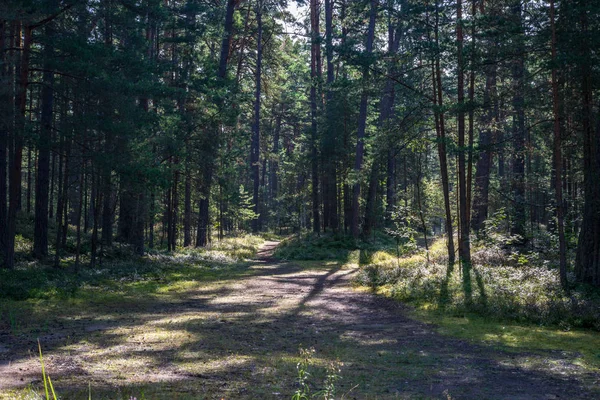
[1,241,599,399]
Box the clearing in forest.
[1,241,599,399]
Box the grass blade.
[37,339,50,400]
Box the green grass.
[277,230,600,374]
[347,235,600,373]
[411,310,600,371]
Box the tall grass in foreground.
[37,340,57,400]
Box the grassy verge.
[279,231,600,372]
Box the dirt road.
[1,241,598,399]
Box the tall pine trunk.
[456,0,472,302]
[6,23,31,269]
[310,0,321,233]
[351,0,377,238]
[550,0,568,289]
[510,1,526,244]
[432,0,455,265]
[196,0,236,246]
[251,1,262,233]
[575,0,600,286]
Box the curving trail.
[1,241,598,399]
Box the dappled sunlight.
[2,241,599,399]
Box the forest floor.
[1,241,599,399]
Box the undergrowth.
[354,235,600,333]
[0,235,264,302]
[274,231,399,262]
[275,230,600,334]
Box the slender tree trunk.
[171,164,179,250]
[575,0,600,286]
[91,173,102,268]
[510,1,526,244]
[550,0,567,289]
[309,0,321,233]
[471,40,497,232]
[351,0,378,238]
[33,24,54,258]
[251,1,262,233]
[433,0,455,265]
[323,0,338,231]
[184,165,192,246]
[466,0,476,224]
[196,0,236,246]
[0,20,10,263]
[53,129,65,268]
[5,23,31,269]
[457,0,472,302]
[75,160,85,266]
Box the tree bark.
[251,0,262,233]
[351,0,378,238]
[5,23,31,269]
[310,0,321,233]
[457,0,472,302]
[432,0,455,265]
[196,0,236,245]
[510,1,526,244]
[575,0,600,286]
[0,20,9,264]
[550,0,567,289]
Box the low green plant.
[292,347,315,400]
[292,348,343,400]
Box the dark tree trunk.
[101,133,113,246]
[432,1,455,265]
[196,0,236,245]
[310,0,321,234]
[550,0,567,289]
[184,166,192,246]
[510,1,526,244]
[323,0,338,231]
[170,165,179,250]
[575,1,600,286]
[251,1,262,233]
[457,0,472,303]
[0,20,9,263]
[380,9,400,221]
[351,0,377,238]
[471,42,497,232]
[5,23,31,269]
[363,161,380,238]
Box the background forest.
[1,0,599,285]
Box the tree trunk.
[196,0,236,245]
[0,20,10,264]
[550,0,567,289]
[433,0,455,265]
[184,165,192,246]
[251,1,262,233]
[457,0,472,302]
[310,0,321,233]
[510,1,526,244]
[471,42,497,232]
[575,0,600,286]
[351,0,378,238]
[5,23,31,269]
[323,0,338,231]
